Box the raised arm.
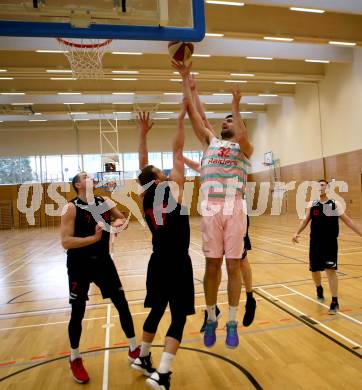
[189,74,215,134]
[183,155,201,173]
[292,207,311,243]
[137,111,153,169]
[172,60,214,149]
[231,86,254,159]
[60,203,103,249]
[170,98,187,186]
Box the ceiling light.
[259,94,278,97]
[206,1,244,6]
[193,54,211,58]
[111,51,143,55]
[113,111,132,114]
[0,70,7,72]
[112,92,135,95]
[1,92,25,95]
[213,93,232,96]
[58,92,82,95]
[290,7,325,14]
[0,77,14,80]
[170,78,182,82]
[164,93,183,95]
[73,118,90,121]
[112,78,138,81]
[50,77,77,80]
[112,70,139,74]
[29,119,47,122]
[70,112,88,115]
[240,111,252,114]
[305,59,330,63]
[46,69,72,73]
[246,56,273,60]
[205,33,224,37]
[275,81,297,85]
[225,80,248,83]
[36,50,68,53]
[329,41,356,46]
[230,73,255,77]
[264,37,294,42]
[11,102,34,105]
[63,102,84,105]
[156,111,174,114]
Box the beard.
[221,128,234,139]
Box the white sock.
[207,305,217,322]
[228,305,238,323]
[158,352,175,374]
[70,348,81,362]
[140,341,151,357]
[128,337,137,352]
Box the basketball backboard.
[0,0,205,41]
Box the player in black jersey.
[292,179,362,314]
[61,172,139,384]
[130,103,195,390]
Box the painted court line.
[257,287,361,349]
[102,304,111,390]
[279,284,362,326]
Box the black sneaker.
[242,297,256,327]
[200,305,222,333]
[329,301,339,315]
[146,371,172,390]
[131,353,156,377]
[316,286,325,303]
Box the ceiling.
[0,0,360,131]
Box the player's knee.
[166,315,187,342]
[226,258,240,273]
[70,301,86,322]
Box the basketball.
[168,41,194,64]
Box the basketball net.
[57,38,112,79]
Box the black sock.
[246,291,253,300]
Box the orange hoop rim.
[57,38,112,49]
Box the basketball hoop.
[57,38,112,79]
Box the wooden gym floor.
[0,215,361,389]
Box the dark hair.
[72,172,85,193]
[138,165,157,187]
[224,114,247,128]
[318,179,328,185]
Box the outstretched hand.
[232,84,242,105]
[137,111,154,134]
[171,59,192,78]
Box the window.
[22,156,41,182]
[62,155,82,182]
[148,152,162,169]
[83,154,101,177]
[42,155,62,182]
[123,153,139,179]
[184,150,201,176]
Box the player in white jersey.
[173,60,254,349]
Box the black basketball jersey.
[67,196,111,258]
[310,199,339,239]
[143,183,190,256]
